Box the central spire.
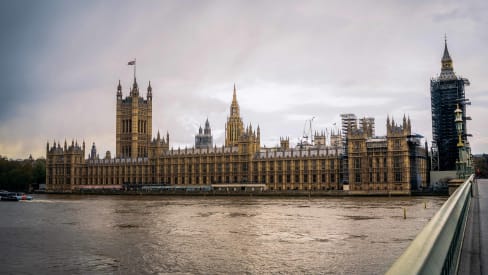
[230,83,240,117]
[225,83,244,147]
[232,83,237,103]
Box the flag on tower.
[128,60,136,65]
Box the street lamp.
[454,104,464,148]
[454,104,468,179]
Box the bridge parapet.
[387,174,474,275]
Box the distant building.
[195,119,213,149]
[430,39,470,171]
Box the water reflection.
[0,195,446,274]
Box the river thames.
[0,195,446,274]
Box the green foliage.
[0,156,45,192]
[32,159,46,185]
[474,154,488,178]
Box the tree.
[32,158,46,189]
[0,155,45,192]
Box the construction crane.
[297,116,315,149]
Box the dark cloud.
[1,1,46,119]
[1,0,487,158]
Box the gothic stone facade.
[116,79,152,158]
[347,116,428,193]
[46,82,428,194]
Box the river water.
[0,194,446,274]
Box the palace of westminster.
[47,39,483,194]
[46,75,429,194]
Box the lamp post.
[455,104,467,179]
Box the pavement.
[459,179,488,275]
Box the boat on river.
[0,191,19,201]
[0,191,33,201]
[15,193,33,201]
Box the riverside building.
[46,79,428,194]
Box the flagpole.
[128,59,136,82]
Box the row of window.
[51,172,413,186]
[352,156,405,169]
[121,119,148,134]
[120,145,149,157]
[351,172,403,183]
[52,159,412,178]
[158,159,338,171]
[72,165,341,177]
[53,172,340,186]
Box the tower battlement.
[116,78,153,158]
[386,115,411,136]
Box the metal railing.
[386,174,474,275]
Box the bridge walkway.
[459,178,488,275]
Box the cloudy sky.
[1,0,487,159]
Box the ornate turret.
[147,81,152,101]
[237,122,260,154]
[148,129,170,158]
[130,77,139,97]
[387,115,411,136]
[90,142,97,160]
[280,136,290,150]
[117,80,122,99]
[204,118,211,135]
[257,125,260,139]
